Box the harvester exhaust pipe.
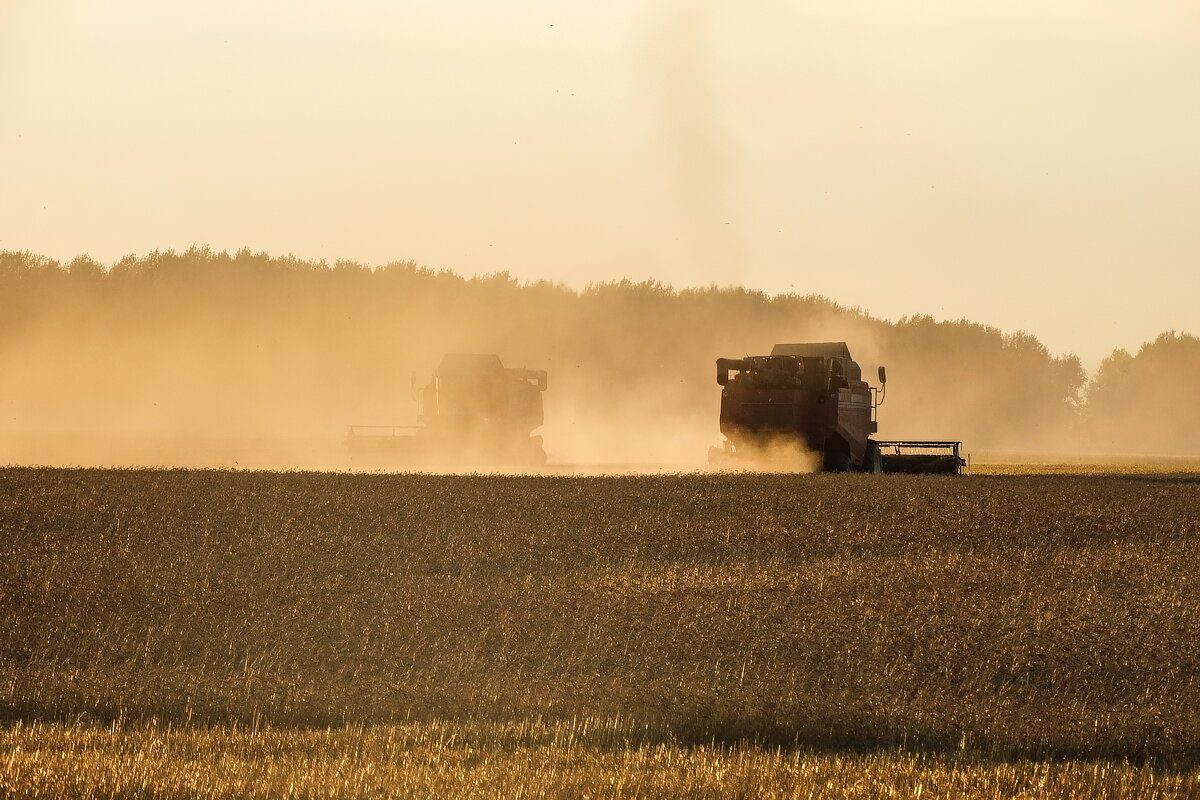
[716,358,748,386]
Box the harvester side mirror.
[878,366,887,384]
[716,358,746,386]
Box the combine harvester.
[346,353,548,465]
[710,342,965,474]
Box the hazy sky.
[3,0,1198,366]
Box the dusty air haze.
[2,1,1199,466]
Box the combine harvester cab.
[346,354,549,465]
[711,341,965,474]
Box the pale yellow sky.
[2,0,1198,366]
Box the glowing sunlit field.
[6,719,1198,800]
[2,467,1198,798]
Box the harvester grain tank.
[346,353,548,464]
[711,342,964,473]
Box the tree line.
[0,248,1195,456]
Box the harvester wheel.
[528,436,548,466]
[707,441,736,468]
[823,440,852,473]
[863,441,883,474]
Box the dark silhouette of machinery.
[346,354,548,464]
[711,342,964,473]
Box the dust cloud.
[707,435,824,474]
[0,249,1195,471]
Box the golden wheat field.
[1,467,1199,798]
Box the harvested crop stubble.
[3,719,1198,800]
[1,468,1199,765]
